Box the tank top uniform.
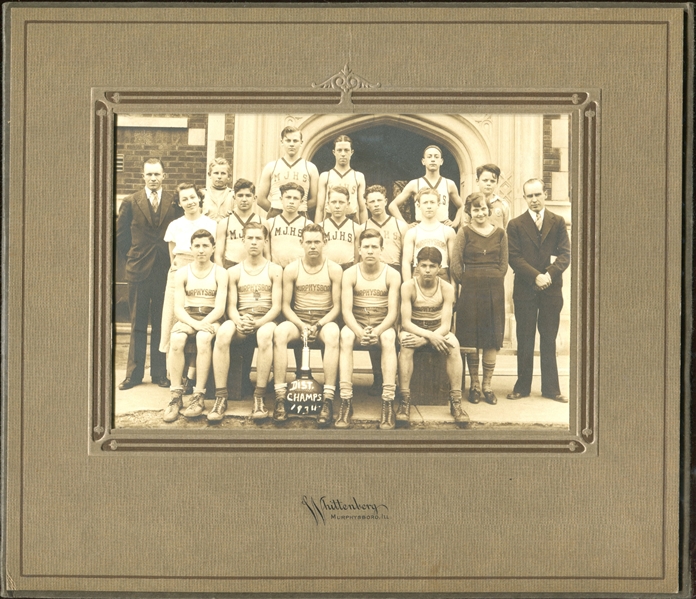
[222,212,263,268]
[237,261,273,318]
[411,278,444,331]
[269,157,312,213]
[322,217,356,269]
[326,168,360,217]
[415,177,450,222]
[364,216,406,269]
[413,222,450,268]
[292,259,333,326]
[183,264,219,318]
[267,214,310,268]
[202,187,234,222]
[352,264,389,328]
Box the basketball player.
[388,145,462,226]
[398,247,468,426]
[272,224,342,427]
[201,158,235,222]
[337,229,401,429]
[209,222,283,422]
[214,178,266,269]
[256,126,319,218]
[315,135,367,223]
[321,185,359,269]
[265,182,313,268]
[162,230,228,423]
[401,188,456,282]
[461,164,510,230]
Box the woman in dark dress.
[451,193,508,405]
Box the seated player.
[265,182,313,268]
[272,224,342,426]
[210,222,283,422]
[397,247,468,426]
[337,229,401,429]
[162,230,228,423]
[321,185,358,270]
[214,178,266,269]
[402,188,456,283]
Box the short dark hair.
[463,192,492,217]
[242,221,268,239]
[415,187,439,203]
[190,228,215,246]
[359,228,384,247]
[522,178,546,196]
[333,134,353,148]
[416,247,442,266]
[280,125,303,141]
[364,184,387,200]
[143,158,164,171]
[301,222,327,241]
[279,182,306,199]
[177,182,204,207]
[233,178,256,195]
[423,145,442,157]
[328,185,350,201]
[476,164,501,180]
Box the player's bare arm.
[306,162,320,212]
[340,267,365,341]
[255,161,274,211]
[401,228,416,281]
[315,171,329,223]
[213,219,228,267]
[356,172,367,224]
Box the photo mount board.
[2,4,691,597]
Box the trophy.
[285,328,324,417]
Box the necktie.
[535,212,542,231]
[151,191,159,212]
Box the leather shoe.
[543,393,569,403]
[483,390,497,405]
[153,376,171,388]
[506,392,529,400]
[118,377,142,391]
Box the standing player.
[388,145,462,226]
[201,157,235,222]
[272,224,342,427]
[210,223,283,422]
[461,164,510,230]
[256,126,319,218]
[116,158,179,390]
[321,186,359,270]
[265,182,313,268]
[401,188,456,283]
[397,247,468,426]
[162,230,228,423]
[357,184,408,395]
[315,135,367,224]
[337,230,401,429]
[214,178,265,269]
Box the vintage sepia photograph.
[113,111,573,431]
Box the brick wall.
[115,114,209,196]
[543,115,561,200]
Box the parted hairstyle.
[280,125,303,141]
[476,163,501,180]
[364,184,387,199]
[176,182,204,207]
[190,228,215,246]
[301,222,327,241]
[328,185,350,201]
[359,228,384,247]
[207,157,231,176]
[463,192,492,217]
[423,144,442,157]
[279,181,306,199]
[522,178,546,195]
[233,178,256,195]
[242,221,268,239]
[333,134,353,148]
[415,187,439,203]
[416,246,443,266]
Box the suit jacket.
[116,188,179,283]
[507,209,570,301]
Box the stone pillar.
[232,113,287,186]
[205,114,226,189]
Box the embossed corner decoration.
[312,64,380,105]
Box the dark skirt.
[455,269,505,350]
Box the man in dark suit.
[116,158,179,390]
[506,178,571,402]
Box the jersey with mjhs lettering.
[223,212,263,265]
[269,157,312,212]
[326,168,360,215]
[267,214,311,268]
[322,217,356,266]
[362,216,407,267]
